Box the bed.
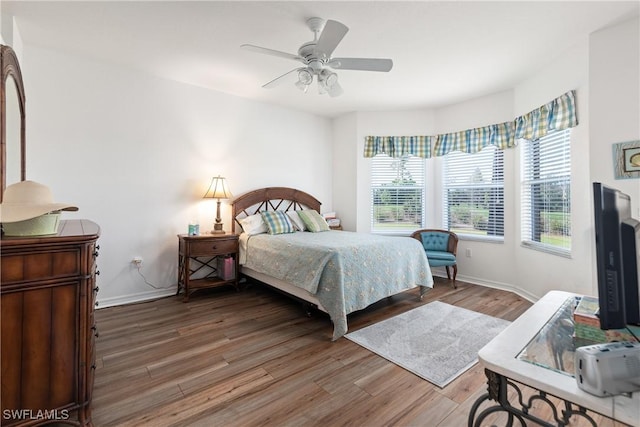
[231,187,434,340]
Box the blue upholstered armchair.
[411,229,459,288]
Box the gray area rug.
[345,301,511,388]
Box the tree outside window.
[443,147,504,240]
[371,154,425,233]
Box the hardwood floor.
[91,278,623,426]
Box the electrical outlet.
[465,248,472,258]
[132,257,143,267]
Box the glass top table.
[469,290,640,427]
[517,295,580,377]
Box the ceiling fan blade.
[262,67,304,89]
[241,44,303,62]
[314,20,349,59]
[328,57,393,72]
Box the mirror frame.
[0,44,26,202]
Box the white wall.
[354,109,437,231]
[511,39,592,300]
[21,45,333,306]
[12,17,640,307]
[588,17,640,293]
[333,17,639,301]
[0,11,24,60]
[434,90,519,292]
[589,17,640,212]
[0,1,3,45]
[331,113,358,230]
[349,92,525,293]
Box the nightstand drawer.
[188,239,237,256]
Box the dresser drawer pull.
[91,325,99,338]
[91,364,96,370]
[93,250,100,258]
[95,301,99,307]
[94,286,100,293]
[95,270,100,276]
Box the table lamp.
[203,176,232,234]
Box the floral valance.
[364,90,577,158]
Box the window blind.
[521,129,571,256]
[371,154,425,233]
[443,147,505,241]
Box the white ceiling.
[2,1,639,118]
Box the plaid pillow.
[260,211,295,235]
[297,210,330,233]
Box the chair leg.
[452,265,457,289]
[444,266,458,289]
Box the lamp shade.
[203,176,232,200]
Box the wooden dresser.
[1,219,100,426]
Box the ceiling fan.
[241,17,393,97]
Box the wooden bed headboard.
[231,187,321,233]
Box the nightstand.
[177,233,239,302]
[329,225,343,230]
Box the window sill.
[521,241,572,258]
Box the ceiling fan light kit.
[317,69,342,97]
[295,69,312,93]
[241,17,393,97]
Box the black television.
[592,182,640,329]
[621,217,640,325]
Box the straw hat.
[0,180,78,223]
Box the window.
[443,147,504,240]
[521,129,571,255]
[371,154,425,233]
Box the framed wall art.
[612,140,640,179]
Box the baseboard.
[98,274,538,310]
[96,287,178,309]
[431,271,538,303]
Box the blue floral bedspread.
[243,231,433,339]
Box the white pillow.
[239,213,268,236]
[287,211,307,232]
